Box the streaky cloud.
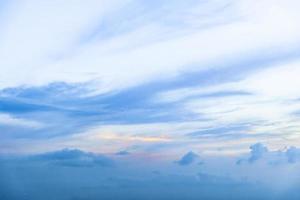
[31,148,115,167]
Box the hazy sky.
[1,0,300,199]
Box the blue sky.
[1,0,300,199]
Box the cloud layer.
[1,1,300,199]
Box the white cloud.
[242,61,300,99]
[1,0,300,156]
[0,0,299,94]
[0,113,43,128]
[154,60,300,153]
[0,0,130,89]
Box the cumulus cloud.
[237,143,268,164]
[237,143,300,165]
[248,143,269,163]
[175,151,200,166]
[286,146,300,163]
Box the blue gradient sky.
[1,0,300,199]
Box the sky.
[1,0,300,199]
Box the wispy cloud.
[0,0,300,192]
[0,113,43,128]
[1,1,300,199]
[0,0,299,92]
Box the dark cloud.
[175,151,199,166]
[31,148,114,167]
[115,150,130,156]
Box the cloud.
[237,143,300,165]
[175,151,199,166]
[237,143,269,164]
[1,1,300,199]
[0,113,42,128]
[0,0,300,159]
[0,0,299,94]
[286,146,300,163]
[187,124,250,139]
[161,61,300,154]
[0,80,197,140]
[31,148,114,167]
[248,143,269,163]
[115,150,130,156]
[2,151,299,200]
